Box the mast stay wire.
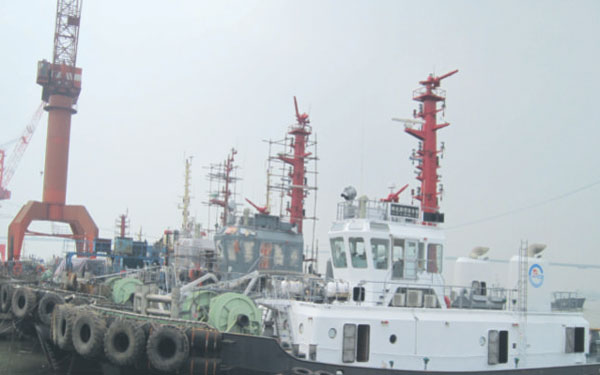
[446,177,600,231]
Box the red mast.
[278,97,311,234]
[405,70,457,223]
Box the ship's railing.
[248,273,520,311]
[551,291,585,311]
[332,278,518,311]
[336,200,420,222]
[413,86,446,100]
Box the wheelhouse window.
[417,242,425,271]
[330,237,347,268]
[349,237,367,268]
[392,239,404,279]
[404,240,418,279]
[370,238,389,270]
[427,243,443,273]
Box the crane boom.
[37,0,83,103]
[0,103,44,200]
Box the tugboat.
[233,71,600,374]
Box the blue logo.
[529,264,544,288]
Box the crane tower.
[7,0,98,260]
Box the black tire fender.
[188,327,222,356]
[0,283,12,313]
[11,287,37,318]
[104,319,146,366]
[186,357,221,375]
[72,310,107,358]
[37,292,64,326]
[146,325,189,372]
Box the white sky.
[1,1,599,296]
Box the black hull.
[219,332,600,375]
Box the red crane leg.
[7,201,98,260]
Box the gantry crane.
[7,0,98,260]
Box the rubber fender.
[0,283,12,313]
[37,292,64,326]
[55,304,76,350]
[11,287,37,318]
[188,327,222,356]
[104,319,146,366]
[186,357,221,375]
[72,310,107,358]
[146,325,189,372]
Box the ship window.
[392,239,404,279]
[566,327,586,353]
[370,238,389,270]
[417,242,425,271]
[349,238,367,268]
[242,241,255,263]
[575,327,585,353]
[259,242,272,269]
[273,243,284,266]
[330,237,347,268]
[488,330,508,364]
[356,324,370,362]
[427,243,443,273]
[342,324,356,363]
[227,240,239,262]
[404,241,418,279]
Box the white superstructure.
[257,198,589,372]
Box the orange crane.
[0,103,44,201]
[7,0,98,260]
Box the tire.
[37,293,64,326]
[72,310,107,358]
[11,287,37,318]
[0,283,12,313]
[146,325,189,372]
[55,305,76,350]
[104,319,146,366]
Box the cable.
[446,177,600,230]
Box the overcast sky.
[1,1,599,295]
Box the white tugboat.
[243,71,598,374]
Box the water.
[0,337,53,375]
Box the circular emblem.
[528,264,544,288]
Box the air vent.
[392,293,406,307]
[424,295,437,308]
[406,289,423,307]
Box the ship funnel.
[527,243,546,258]
[469,246,490,259]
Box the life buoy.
[103,319,146,366]
[72,310,107,358]
[146,325,189,372]
[444,295,451,308]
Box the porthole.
[299,323,304,334]
[479,336,486,346]
[328,328,337,339]
[389,334,397,344]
